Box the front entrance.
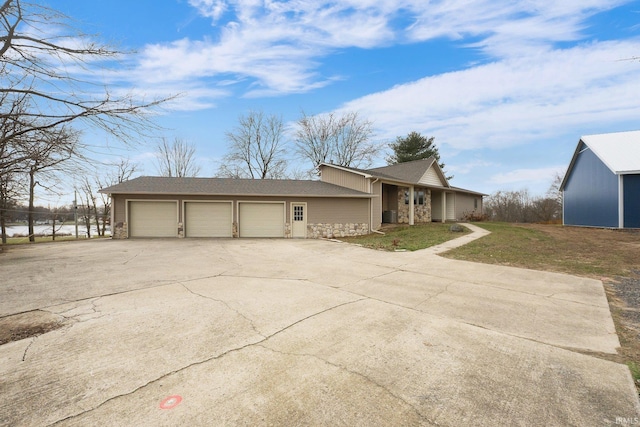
[291,203,307,238]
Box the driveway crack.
[22,337,37,362]
[180,282,265,337]
[48,298,366,426]
[256,345,438,426]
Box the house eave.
[99,190,374,198]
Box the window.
[474,198,478,209]
[405,189,425,205]
[293,205,304,221]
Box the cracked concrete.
[0,237,638,426]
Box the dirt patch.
[606,273,640,374]
[0,310,65,345]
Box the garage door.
[129,201,178,237]
[185,202,232,237]
[239,202,284,237]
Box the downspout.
[369,178,385,235]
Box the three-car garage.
[126,200,286,238]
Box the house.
[560,130,640,229]
[99,157,485,239]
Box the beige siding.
[418,167,445,187]
[113,195,126,223]
[306,198,369,224]
[455,193,483,219]
[321,166,369,192]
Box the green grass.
[442,222,638,278]
[338,222,470,251]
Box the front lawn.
[338,222,469,251]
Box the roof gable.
[561,130,640,190]
[366,158,450,187]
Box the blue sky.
[52,0,640,197]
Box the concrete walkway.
[421,222,491,254]
[0,236,638,426]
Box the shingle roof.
[99,176,373,198]
[367,158,437,183]
[581,130,640,174]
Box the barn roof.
[581,130,640,175]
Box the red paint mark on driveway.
[159,395,182,410]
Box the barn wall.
[563,143,619,227]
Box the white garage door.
[129,201,178,237]
[239,202,284,238]
[185,202,232,237]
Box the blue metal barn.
[561,130,640,229]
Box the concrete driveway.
[0,234,638,426]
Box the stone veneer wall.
[112,221,367,239]
[112,222,128,239]
[397,187,432,223]
[307,223,369,239]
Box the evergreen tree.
[387,132,452,180]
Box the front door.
[291,203,307,238]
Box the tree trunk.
[0,207,6,245]
[28,167,36,243]
[101,208,107,236]
[93,201,101,237]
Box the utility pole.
[74,189,78,239]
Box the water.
[2,224,110,238]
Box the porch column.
[409,185,415,225]
[441,192,446,223]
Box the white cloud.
[338,39,640,151]
[116,0,630,105]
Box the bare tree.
[0,171,21,243]
[154,138,201,177]
[23,126,80,241]
[484,186,563,224]
[218,110,288,179]
[294,111,379,172]
[0,0,170,189]
[546,171,564,207]
[98,158,137,235]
